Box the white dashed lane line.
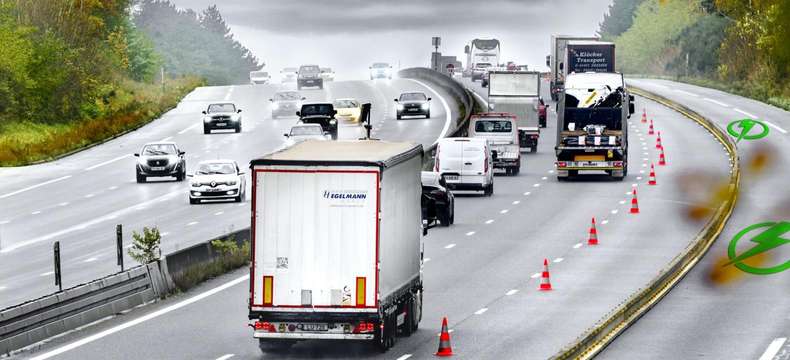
[703,97,730,108]
[214,211,224,216]
[733,108,757,118]
[423,258,431,263]
[474,308,488,315]
[611,210,619,214]
[465,231,475,236]
[160,136,173,142]
[83,257,98,263]
[186,221,198,226]
[573,243,583,249]
[554,258,564,263]
[85,154,132,171]
[500,209,508,214]
[533,183,541,187]
[0,175,72,200]
[485,219,494,224]
[674,89,698,97]
[31,211,41,215]
[758,338,787,360]
[444,244,456,249]
[178,124,199,135]
[40,271,54,277]
[505,289,518,296]
[395,355,413,360]
[530,273,540,279]
[215,354,234,360]
[523,192,531,196]
[601,220,609,225]
[512,200,520,205]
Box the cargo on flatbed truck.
[555,72,634,180]
[248,140,424,353]
[546,35,599,101]
[487,70,542,153]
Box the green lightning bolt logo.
[725,221,790,275]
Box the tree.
[599,0,647,39]
[128,226,162,264]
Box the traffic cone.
[648,120,655,135]
[659,148,667,166]
[630,187,640,214]
[656,131,663,149]
[435,317,454,357]
[641,109,647,123]
[539,258,552,291]
[588,217,599,245]
[648,164,657,185]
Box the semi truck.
[565,41,615,74]
[248,140,424,353]
[487,70,542,153]
[546,35,599,101]
[555,72,634,180]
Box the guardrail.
[550,86,741,359]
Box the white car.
[249,71,271,85]
[283,124,330,147]
[188,160,246,204]
[434,137,494,196]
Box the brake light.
[356,277,366,307]
[556,161,567,168]
[254,321,277,332]
[263,276,273,306]
[353,322,376,334]
[613,161,624,167]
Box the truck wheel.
[530,146,537,153]
[568,170,578,177]
[401,297,415,336]
[297,84,302,90]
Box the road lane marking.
[423,258,431,263]
[466,231,475,236]
[601,220,609,225]
[83,257,98,263]
[0,175,72,199]
[444,243,456,249]
[178,123,199,135]
[31,211,41,215]
[764,120,788,134]
[0,286,6,291]
[404,79,452,145]
[548,170,555,174]
[187,221,198,226]
[40,271,54,277]
[573,243,583,249]
[541,176,547,180]
[485,219,494,224]
[85,194,94,198]
[500,209,508,214]
[108,186,118,190]
[524,192,531,196]
[758,338,787,360]
[160,136,173,142]
[214,211,224,216]
[505,289,518,296]
[674,89,698,97]
[474,308,488,315]
[85,154,132,171]
[703,97,730,108]
[0,220,9,225]
[28,274,250,360]
[619,200,626,204]
[611,209,619,214]
[530,272,540,279]
[533,183,540,187]
[512,200,520,205]
[396,355,413,360]
[215,355,234,360]
[554,258,564,263]
[58,202,69,206]
[733,108,757,118]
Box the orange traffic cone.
[648,119,655,135]
[435,317,454,357]
[648,164,657,185]
[659,148,667,166]
[630,187,640,214]
[539,258,552,291]
[588,217,599,245]
[656,131,663,149]
[641,109,647,123]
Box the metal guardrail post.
[53,241,62,292]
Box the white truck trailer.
[546,35,600,101]
[248,140,424,352]
[487,71,542,153]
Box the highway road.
[601,79,790,360]
[12,76,735,359]
[0,78,457,309]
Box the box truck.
[546,35,599,101]
[487,70,542,153]
[566,41,615,74]
[248,140,424,352]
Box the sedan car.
[134,142,186,183]
[395,92,431,119]
[320,67,335,82]
[188,160,246,204]
[202,103,242,133]
[370,62,392,80]
[270,91,305,118]
[333,98,362,123]
[249,70,270,85]
[297,64,323,90]
[283,123,330,147]
[421,171,454,227]
[281,67,298,83]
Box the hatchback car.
[202,103,242,133]
[333,98,362,123]
[421,171,454,227]
[134,142,186,183]
[188,160,246,204]
[395,92,431,119]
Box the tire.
[136,173,146,183]
[568,170,578,177]
[512,166,520,176]
[449,207,454,224]
[234,193,243,202]
[318,84,323,90]
[425,111,430,119]
[484,183,493,196]
[530,146,537,153]
[189,197,199,205]
[203,125,210,134]
[402,297,415,336]
[438,206,451,227]
[396,114,402,120]
[235,124,241,133]
[297,84,302,90]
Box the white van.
[434,137,494,196]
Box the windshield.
[196,162,236,175]
[207,104,236,113]
[334,99,359,108]
[400,93,426,101]
[142,144,177,155]
[301,104,333,116]
[475,63,492,68]
[300,65,319,73]
[250,71,268,77]
[274,92,301,101]
[372,63,389,68]
[475,119,513,133]
[290,126,323,136]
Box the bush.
[172,239,250,291]
[128,226,162,264]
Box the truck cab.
[468,113,520,175]
[296,102,338,139]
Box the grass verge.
[171,239,250,292]
[0,77,204,166]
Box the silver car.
[283,124,330,147]
[188,160,246,204]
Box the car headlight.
[203,117,211,123]
[329,120,337,125]
[271,103,280,110]
[396,104,404,111]
[191,182,200,188]
[228,181,237,186]
[421,103,430,110]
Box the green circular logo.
[726,221,790,275]
[727,119,769,143]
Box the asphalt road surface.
[12,76,735,359]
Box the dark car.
[421,172,454,227]
[395,92,431,119]
[538,98,547,128]
[202,103,242,134]
[297,102,338,139]
[134,142,186,183]
[297,64,323,90]
[270,91,305,118]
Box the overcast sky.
[170,0,613,80]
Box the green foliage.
[134,1,261,85]
[599,0,646,39]
[128,226,162,264]
[211,236,238,256]
[666,14,729,76]
[174,240,250,291]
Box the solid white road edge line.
[403,79,452,146]
[215,354,234,360]
[29,275,250,360]
[673,89,699,97]
[85,154,132,171]
[758,337,787,360]
[0,175,72,199]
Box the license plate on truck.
[300,323,328,331]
